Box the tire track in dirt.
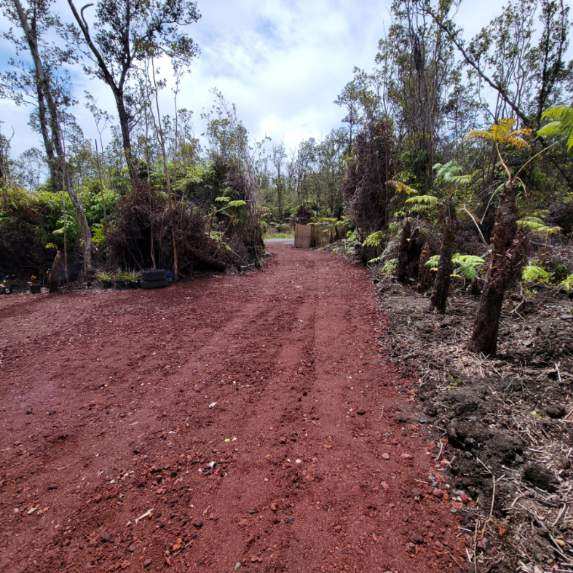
[0,244,465,573]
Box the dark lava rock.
[447,420,489,450]
[523,463,559,492]
[444,388,485,418]
[544,405,567,419]
[448,422,524,470]
[487,432,524,466]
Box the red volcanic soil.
[0,244,465,572]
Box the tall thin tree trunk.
[114,93,139,188]
[149,57,178,278]
[12,0,92,276]
[36,85,59,187]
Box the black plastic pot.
[30,284,42,294]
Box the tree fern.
[469,118,532,149]
[538,106,573,152]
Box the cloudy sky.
[0,0,504,157]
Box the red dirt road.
[0,244,464,572]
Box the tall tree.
[271,143,287,221]
[376,0,463,191]
[4,0,92,275]
[424,0,571,130]
[66,0,200,188]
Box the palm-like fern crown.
[469,118,532,149]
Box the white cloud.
[1,0,570,160]
[0,0,388,156]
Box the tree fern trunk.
[468,182,526,355]
[430,202,456,313]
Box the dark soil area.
[0,244,465,573]
[374,273,573,572]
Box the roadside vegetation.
[323,2,572,571]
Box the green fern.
[522,264,552,285]
[96,271,113,282]
[227,199,247,209]
[433,161,473,186]
[208,230,233,253]
[452,254,485,281]
[425,255,440,270]
[381,258,398,276]
[426,253,485,280]
[560,274,573,294]
[405,195,439,207]
[517,216,561,237]
[363,231,384,249]
[538,105,573,152]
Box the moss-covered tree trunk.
[468,182,527,355]
[430,201,457,313]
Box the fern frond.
[387,180,418,195]
[405,195,439,207]
[363,231,384,249]
[522,264,552,285]
[539,105,573,151]
[518,216,561,236]
[452,254,485,281]
[469,118,532,149]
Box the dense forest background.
[0,0,572,343]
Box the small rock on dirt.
[544,405,566,419]
[522,463,559,492]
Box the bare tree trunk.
[114,93,139,187]
[13,0,92,276]
[149,57,178,278]
[36,85,60,187]
[468,183,527,355]
[64,166,92,276]
[430,201,457,314]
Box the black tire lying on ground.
[142,270,168,282]
[140,279,170,289]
